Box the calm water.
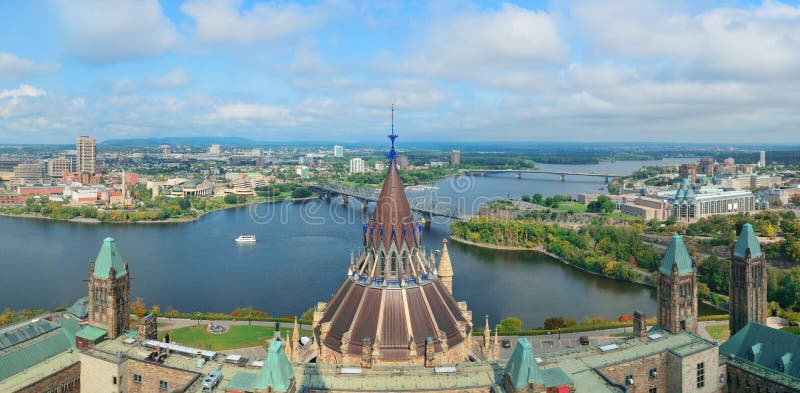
[0,158,712,327]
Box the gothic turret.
[656,234,697,333]
[730,223,767,335]
[87,237,131,339]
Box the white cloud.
[398,3,567,78]
[146,68,191,89]
[573,0,800,79]
[181,0,333,45]
[0,84,47,117]
[0,53,59,81]
[53,0,179,63]
[113,79,137,93]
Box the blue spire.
[387,104,398,160]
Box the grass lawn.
[606,212,640,221]
[706,324,730,340]
[781,326,800,335]
[556,202,587,213]
[610,332,633,337]
[156,325,292,351]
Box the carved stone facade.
[656,235,698,334]
[88,262,130,339]
[137,313,158,341]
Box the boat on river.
[235,234,256,242]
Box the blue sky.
[1,0,800,144]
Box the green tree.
[223,194,238,204]
[587,195,616,213]
[291,187,313,199]
[498,317,523,333]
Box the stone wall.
[725,363,796,393]
[79,352,125,393]
[667,346,720,393]
[14,362,80,393]
[598,352,668,393]
[125,358,200,393]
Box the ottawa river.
[0,158,717,326]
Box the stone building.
[312,144,474,366]
[720,323,800,392]
[729,223,767,336]
[656,235,698,334]
[88,237,131,340]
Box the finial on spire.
[388,104,398,160]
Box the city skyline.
[2,1,800,144]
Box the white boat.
[235,234,256,242]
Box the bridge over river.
[460,168,624,182]
[309,183,469,222]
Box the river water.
[0,158,715,327]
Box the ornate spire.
[438,239,454,293]
[388,104,398,160]
[483,315,491,350]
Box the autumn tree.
[131,297,147,318]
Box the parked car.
[579,336,590,345]
[201,370,223,391]
[501,339,511,348]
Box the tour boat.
[235,234,256,243]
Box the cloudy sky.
[1,0,799,144]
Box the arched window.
[379,252,386,278]
[390,252,397,276]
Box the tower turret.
[656,234,697,333]
[438,239,454,294]
[730,223,767,335]
[87,237,131,339]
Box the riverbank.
[0,195,319,225]
[449,235,655,287]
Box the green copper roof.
[67,297,89,319]
[660,234,693,276]
[256,340,294,392]
[75,326,107,342]
[0,319,80,381]
[720,323,800,383]
[93,237,127,279]
[226,372,258,391]
[504,338,543,388]
[734,223,762,258]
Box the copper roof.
[316,156,472,365]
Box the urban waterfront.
[0,159,710,326]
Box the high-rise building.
[374,161,385,171]
[729,223,767,336]
[11,161,46,184]
[349,157,364,174]
[87,237,130,340]
[397,155,409,169]
[678,163,697,184]
[333,145,344,158]
[698,157,715,176]
[656,235,697,334]
[47,157,73,177]
[450,150,461,166]
[76,136,96,173]
[209,144,221,155]
[759,150,766,167]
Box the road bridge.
[460,168,624,182]
[309,183,469,223]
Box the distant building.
[715,174,781,190]
[374,161,385,171]
[295,166,309,179]
[209,143,221,155]
[698,157,715,176]
[397,155,409,169]
[333,145,344,158]
[349,157,365,174]
[759,150,766,167]
[47,157,73,177]
[76,136,96,173]
[679,164,697,184]
[665,180,755,222]
[429,161,448,167]
[450,150,461,166]
[11,161,47,185]
[620,195,671,220]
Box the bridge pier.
[515,173,522,180]
[605,176,609,184]
[361,201,369,212]
[420,213,431,229]
[560,174,565,182]
[341,195,349,206]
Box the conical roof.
[438,239,453,277]
[365,158,417,250]
[256,340,294,392]
[93,237,127,279]
[504,338,543,388]
[734,223,762,258]
[660,234,693,276]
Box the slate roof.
[720,323,800,388]
[660,234,693,276]
[734,223,762,259]
[93,237,128,279]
